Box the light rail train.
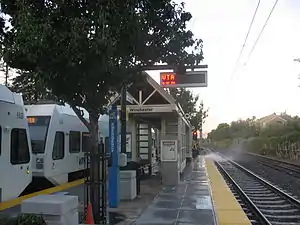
[0,84,110,202]
[25,103,109,189]
[25,103,89,188]
[24,103,110,191]
[0,85,32,202]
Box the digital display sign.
[27,117,37,124]
[160,72,177,86]
[160,71,208,88]
[27,116,51,125]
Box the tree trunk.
[88,111,102,223]
[89,111,99,152]
[5,63,8,87]
[71,106,108,223]
[89,111,108,223]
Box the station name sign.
[127,105,175,113]
[129,108,153,113]
[160,71,207,88]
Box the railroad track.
[214,148,300,178]
[215,154,300,225]
[252,157,300,179]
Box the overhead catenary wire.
[222,0,279,111]
[243,0,279,67]
[230,0,261,81]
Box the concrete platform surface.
[61,176,163,224]
[0,176,162,225]
[1,154,252,225]
[135,156,217,225]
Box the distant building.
[256,113,287,129]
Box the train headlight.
[26,170,30,174]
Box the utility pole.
[120,86,127,154]
[0,62,9,86]
[5,63,9,87]
[294,58,300,87]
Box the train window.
[52,132,65,160]
[82,132,90,152]
[27,116,50,154]
[10,128,30,165]
[69,131,80,153]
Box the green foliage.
[190,101,208,131]
[1,1,203,112]
[208,123,231,141]
[1,0,203,144]
[259,117,300,138]
[0,214,46,225]
[210,113,300,159]
[169,88,199,115]
[169,88,208,131]
[209,117,259,142]
[243,137,266,154]
[10,70,58,103]
[283,131,300,142]
[214,139,233,148]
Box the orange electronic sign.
[160,72,177,86]
[159,71,208,88]
[27,117,37,124]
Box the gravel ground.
[224,150,300,200]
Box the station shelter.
[110,72,193,185]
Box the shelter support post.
[160,117,180,185]
[186,126,193,162]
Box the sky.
[1,0,300,134]
[148,0,300,134]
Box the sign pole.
[120,85,127,154]
[108,104,120,208]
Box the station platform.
[135,156,252,225]
[1,155,252,225]
[0,179,85,221]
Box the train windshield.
[27,116,51,154]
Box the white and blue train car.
[24,103,110,187]
[0,85,32,202]
[24,103,90,186]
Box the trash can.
[120,161,143,196]
[119,170,136,200]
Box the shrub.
[0,214,46,225]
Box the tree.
[10,70,58,103]
[209,118,260,142]
[169,88,208,132]
[1,1,203,147]
[169,88,208,134]
[208,113,300,154]
[0,61,8,86]
[169,88,199,115]
[208,123,231,141]
[170,88,208,134]
[1,2,204,222]
[190,101,208,135]
[0,15,6,56]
